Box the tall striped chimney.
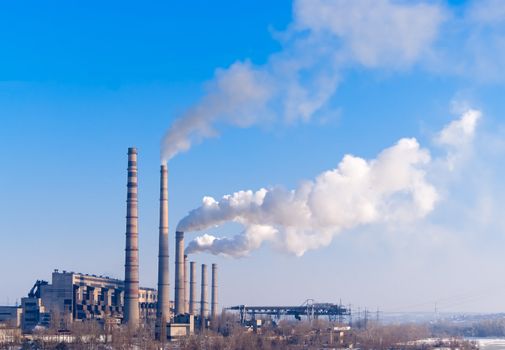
[174,231,185,315]
[211,263,218,321]
[184,255,189,314]
[200,264,209,329]
[156,164,170,327]
[124,147,139,327]
[189,261,196,315]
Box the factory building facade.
[20,270,157,332]
[0,306,22,328]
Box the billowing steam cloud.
[182,110,481,257]
[160,0,488,255]
[161,0,446,161]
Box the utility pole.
[348,304,353,327]
[338,298,343,324]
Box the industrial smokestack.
[189,261,196,315]
[124,147,140,327]
[211,263,218,321]
[200,264,209,329]
[184,255,189,314]
[174,231,185,315]
[156,164,170,326]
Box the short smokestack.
[124,147,140,327]
[174,231,185,315]
[200,264,209,329]
[156,164,170,327]
[189,261,196,315]
[211,263,218,321]
[184,255,189,314]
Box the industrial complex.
[0,148,222,341]
[0,147,349,343]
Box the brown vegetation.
[1,316,482,350]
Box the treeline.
[177,319,476,350]
[3,316,482,350]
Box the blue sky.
[2,0,505,313]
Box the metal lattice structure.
[228,299,351,323]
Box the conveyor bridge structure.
[228,299,351,323]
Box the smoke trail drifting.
[182,110,481,257]
[161,0,445,161]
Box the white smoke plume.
[161,0,446,161]
[182,110,481,257]
[436,109,482,171]
[437,109,481,148]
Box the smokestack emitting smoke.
[158,1,478,258]
[124,147,140,327]
[160,1,445,162]
[159,0,460,258]
[181,110,481,257]
[200,264,208,329]
[157,164,170,326]
[189,261,196,315]
[184,255,189,314]
[174,231,185,315]
[211,263,218,321]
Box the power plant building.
[20,270,157,332]
[0,306,22,328]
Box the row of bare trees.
[3,313,483,350]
